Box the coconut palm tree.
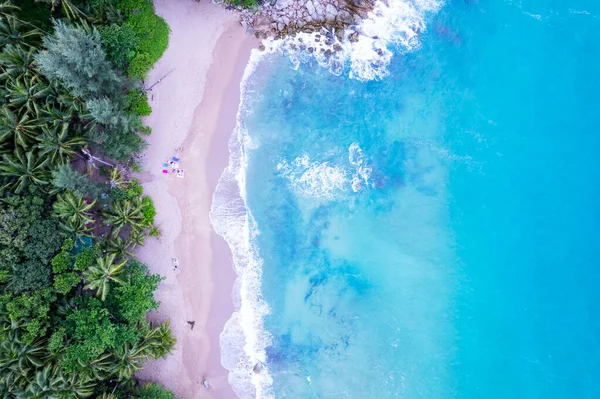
[127,229,146,250]
[108,166,125,188]
[0,15,41,48]
[0,44,36,81]
[0,2,47,36]
[16,364,96,399]
[100,236,133,258]
[0,107,42,148]
[55,89,87,119]
[0,338,45,392]
[52,191,95,226]
[36,0,86,20]
[83,254,126,301]
[82,353,113,382]
[63,373,96,399]
[5,75,53,118]
[58,216,93,242]
[109,341,147,381]
[102,198,145,237]
[17,364,63,398]
[54,297,76,318]
[143,320,176,359]
[36,124,86,164]
[0,1,19,16]
[0,150,49,193]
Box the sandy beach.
[134,1,257,398]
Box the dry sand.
[134,1,258,398]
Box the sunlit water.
[212,0,600,397]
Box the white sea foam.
[210,48,275,399]
[348,142,372,192]
[277,142,373,199]
[277,154,350,199]
[211,1,444,394]
[261,0,443,80]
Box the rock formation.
[228,0,377,41]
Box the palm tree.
[18,364,63,398]
[0,1,19,15]
[55,89,86,118]
[0,337,46,392]
[143,320,176,359]
[82,353,113,382]
[54,297,76,318]
[102,198,145,237]
[5,75,52,118]
[108,166,125,188]
[58,216,93,242]
[52,191,95,226]
[0,150,49,193]
[0,15,41,48]
[0,44,36,81]
[36,124,86,164]
[0,106,41,148]
[82,254,126,301]
[0,2,48,36]
[36,0,86,20]
[127,229,146,250]
[101,236,132,258]
[109,341,147,380]
[18,364,96,399]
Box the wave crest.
[261,0,444,80]
[277,142,373,199]
[210,49,274,399]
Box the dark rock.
[253,362,263,373]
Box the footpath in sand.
[134,0,257,398]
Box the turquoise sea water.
[213,0,600,397]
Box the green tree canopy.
[35,20,124,99]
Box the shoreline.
[135,0,258,397]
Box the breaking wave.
[277,142,373,199]
[261,0,444,80]
[209,49,274,399]
[277,154,350,199]
[210,0,443,393]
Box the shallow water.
[213,0,600,397]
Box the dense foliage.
[225,0,259,9]
[0,1,175,397]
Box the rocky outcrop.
[231,0,377,41]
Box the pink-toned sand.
[134,1,257,398]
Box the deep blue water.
[230,0,600,397]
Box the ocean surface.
[211,0,600,397]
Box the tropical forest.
[0,0,175,397]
